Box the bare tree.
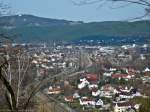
[0,36,41,112]
[72,0,150,19]
[0,2,37,111]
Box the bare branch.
[71,0,104,5]
[109,2,132,9]
[73,0,150,6]
[0,61,17,111]
[112,0,150,6]
[73,0,150,19]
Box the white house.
[95,99,104,107]
[73,92,80,99]
[119,86,132,93]
[143,67,150,72]
[33,53,39,58]
[119,93,134,99]
[110,68,117,72]
[32,60,38,64]
[92,89,100,97]
[103,72,112,77]
[80,78,87,82]
[88,84,98,90]
[132,92,142,97]
[78,78,89,89]
[79,97,95,106]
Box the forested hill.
[0,14,150,42]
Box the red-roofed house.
[114,101,140,112]
[64,96,74,102]
[112,74,131,79]
[86,74,99,82]
[47,86,63,95]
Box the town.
[0,41,149,112]
[0,0,150,112]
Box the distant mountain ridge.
[0,14,83,27]
[0,14,150,42]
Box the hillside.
[0,14,83,27]
[0,15,150,42]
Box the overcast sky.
[2,0,146,22]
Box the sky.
[1,0,146,22]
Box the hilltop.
[0,14,150,42]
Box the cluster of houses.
[46,67,147,112]
[113,101,140,112]
[47,74,105,109]
[142,67,150,82]
[46,67,150,112]
[31,50,77,77]
[43,43,150,112]
[32,52,67,69]
[113,86,141,112]
[103,67,137,80]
